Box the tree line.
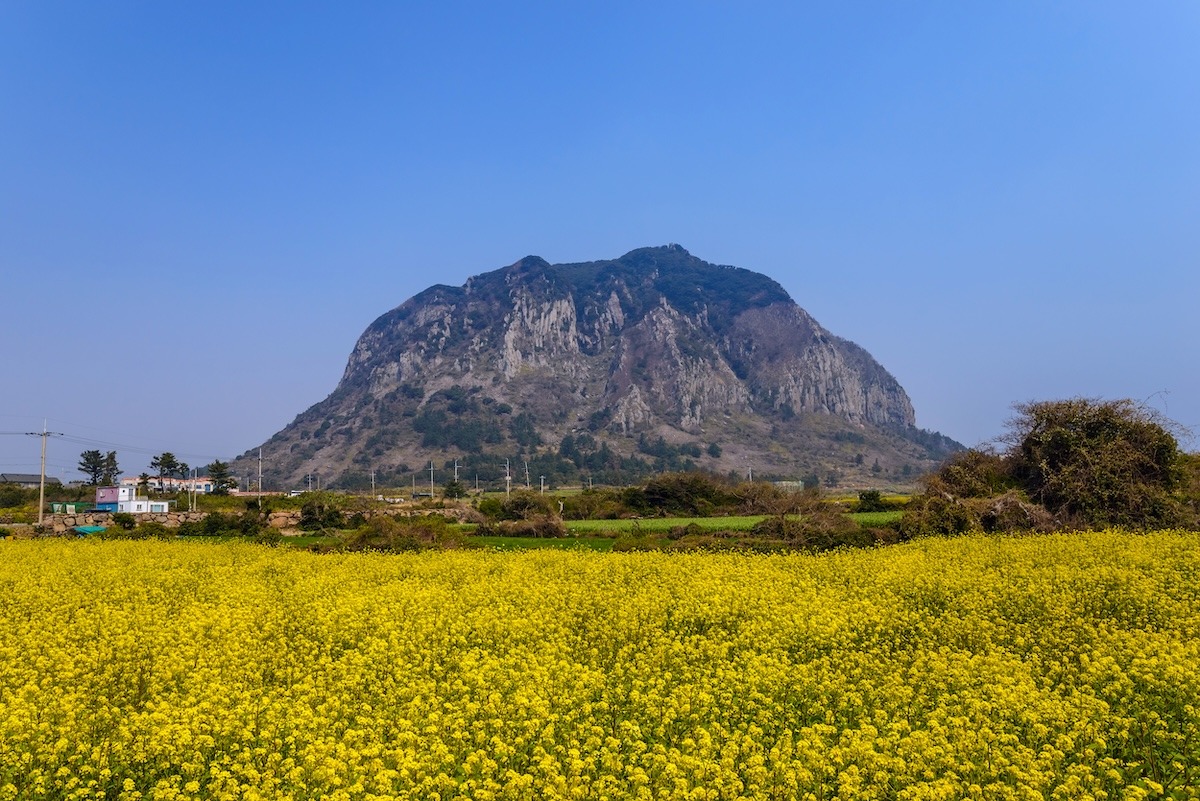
[76,450,237,495]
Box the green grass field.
[849,510,905,526]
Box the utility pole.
[540,475,546,494]
[37,420,47,526]
[429,461,435,497]
[36,421,48,526]
[524,461,530,490]
[453,459,459,482]
[258,448,263,495]
[22,421,62,527]
[505,459,511,498]
[370,470,375,496]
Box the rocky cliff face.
[238,246,958,489]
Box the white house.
[96,485,172,514]
[120,475,215,494]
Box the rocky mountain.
[236,246,959,490]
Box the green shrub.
[168,511,267,538]
[132,521,173,540]
[475,516,567,538]
[498,491,556,520]
[899,491,1058,538]
[899,495,980,538]
[1011,398,1183,528]
[748,490,865,552]
[625,472,737,517]
[750,511,866,551]
[855,489,893,513]
[932,449,1014,498]
[203,512,235,536]
[0,484,30,508]
[612,534,659,552]
[902,398,1189,535]
[731,480,787,515]
[478,497,503,519]
[561,489,625,520]
[667,523,705,541]
[254,527,283,546]
[111,513,137,531]
[300,498,345,530]
[341,515,463,552]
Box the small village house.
[95,485,171,514]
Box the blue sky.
[3,2,1198,481]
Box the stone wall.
[35,505,472,535]
[43,511,208,534]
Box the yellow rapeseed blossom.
[0,532,1197,799]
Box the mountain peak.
[621,243,691,258]
[510,255,551,270]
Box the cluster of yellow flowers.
[0,532,1197,800]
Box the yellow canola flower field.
[1,532,1198,801]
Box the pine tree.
[205,460,236,495]
[78,450,105,485]
[101,452,120,485]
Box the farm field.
[846,510,905,527]
[1,533,1197,799]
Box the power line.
[56,434,218,463]
[4,423,233,464]
[3,424,234,486]
[0,462,77,472]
